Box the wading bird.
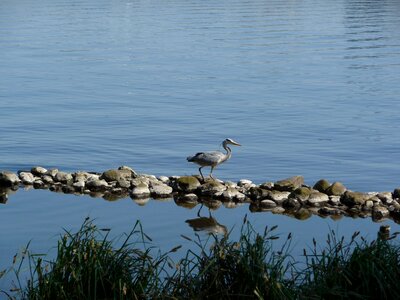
[187,138,241,181]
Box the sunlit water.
[1,0,400,290]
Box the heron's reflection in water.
[185,203,227,236]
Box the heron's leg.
[199,167,205,181]
[210,166,215,179]
[197,203,204,217]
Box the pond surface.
[1,0,400,290]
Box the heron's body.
[187,138,241,180]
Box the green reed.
[300,229,400,300]
[1,217,400,300]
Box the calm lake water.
[1,0,400,290]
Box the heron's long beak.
[231,141,241,146]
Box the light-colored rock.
[372,206,390,220]
[150,183,173,197]
[329,195,341,205]
[268,190,290,203]
[238,179,253,187]
[31,166,47,176]
[45,169,59,178]
[42,175,54,184]
[0,171,20,186]
[130,183,151,198]
[377,192,393,204]
[158,176,170,184]
[73,180,85,190]
[364,200,374,209]
[118,166,138,177]
[221,187,246,201]
[54,172,73,184]
[19,172,35,184]
[307,191,329,206]
[260,199,277,209]
[86,179,109,191]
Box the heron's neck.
[222,143,232,160]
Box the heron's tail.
[187,156,195,162]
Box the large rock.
[149,183,173,198]
[313,179,330,193]
[221,187,246,202]
[248,187,270,201]
[118,166,138,177]
[260,199,277,209]
[198,180,226,197]
[274,176,304,192]
[31,166,48,176]
[267,190,290,203]
[372,206,390,220]
[54,171,73,184]
[377,192,393,204]
[86,179,109,191]
[341,191,369,206]
[130,183,150,198]
[326,182,346,196]
[0,171,20,187]
[289,187,311,202]
[174,176,201,192]
[307,191,329,206]
[19,172,35,185]
[100,168,135,182]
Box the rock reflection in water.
[0,187,18,204]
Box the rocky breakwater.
[1,167,400,222]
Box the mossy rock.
[313,179,330,193]
[341,191,369,206]
[289,187,311,202]
[175,176,201,192]
[249,187,270,200]
[274,175,304,192]
[198,180,226,196]
[101,169,133,182]
[326,182,347,196]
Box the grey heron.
[187,138,241,180]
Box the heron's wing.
[187,151,225,166]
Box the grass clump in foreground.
[1,218,400,300]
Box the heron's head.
[224,138,241,147]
